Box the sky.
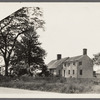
[0,3,100,65]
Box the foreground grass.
[0,76,100,93]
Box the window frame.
[59,70,60,75]
[80,69,82,75]
[68,70,70,74]
[73,70,75,74]
[64,70,65,76]
[79,61,82,66]
[73,62,75,65]
[68,63,70,67]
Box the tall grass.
[0,76,100,93]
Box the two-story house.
[48,49,93,78]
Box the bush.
[0,76,12,82]
[0,76,100,93]
[19,75,34,82]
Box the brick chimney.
[83,48,87,55]
[57,54,62,60]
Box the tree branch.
[0,16,13,31]
[0,16,13,42]
[0,48,4,54]
[7,32,23,61]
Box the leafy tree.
[93,53,100,65]
[0,7,45,76]
[11,27,46,68]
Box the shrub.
[19,75,34,82]
[0,76,12,82]
[0,76,100,93]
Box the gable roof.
[47,57,69,69]
[65,55,83,62]
[47,55,84,69]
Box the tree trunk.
[28,40,31,67]
[5,61,9,76]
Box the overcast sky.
[0,3,100,65]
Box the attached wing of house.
[47,57,69,69]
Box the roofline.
[48,68,56,69]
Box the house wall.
[62,55,93,78]
[56,64,63,76]
[49,69,56,75]
[77,55,93,78]
[49,64,63,76]
[96,74,100,78]
[62,62,78,78]
[49,55,93,78]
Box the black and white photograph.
[0,2,100,98]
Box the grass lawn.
[0,76,100,93]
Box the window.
[80,70,82,75]
[64,70,65,77]
[50,69,55,74]
[68,70,70,74]
[59,70,60,75]
[68,63,70,66]
[73,62,75,65]
[79,61,82,65]
[73,70,75,74]
[50,69,52,73]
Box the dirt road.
[0,87,67,98]
[0,87,100,98]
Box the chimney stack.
[83,48,87,55]
[57,54,61,60]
